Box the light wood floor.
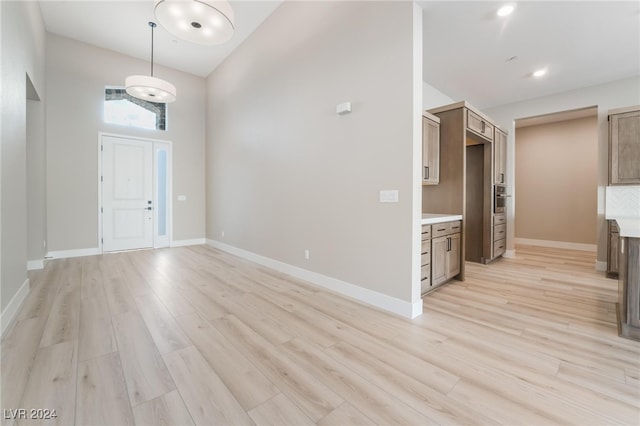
[2,245,639,425]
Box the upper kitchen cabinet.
[609,106,640,185]
[467,109,494,142]
[494,128,507,185]
[422,112,440,185]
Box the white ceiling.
[39,0,283,78]
[39,1,640,109]
[421,1,640,109]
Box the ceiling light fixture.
[533,68,548,78]
[497,4,515,17]
[125,22,176,103]
[154,0,235,45]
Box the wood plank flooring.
[2,244,639,425]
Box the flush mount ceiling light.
[154,0,235,45]
[125,22,176,103]
[533,68,548,78]
[497,4,515,17]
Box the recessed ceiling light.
[533,68,547,78]
[497,4,515,17]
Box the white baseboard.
[595,261,607,272]
[1,278,30,337]
[514,238,596,252]
[47,247,101,259]
[171,238,206,247]
[503,249,516,259]
[206,239,421,319]
[27,259,44,270]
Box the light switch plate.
[379,190,399,203]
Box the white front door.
[102,135,154,252]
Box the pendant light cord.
[149,21,156,77]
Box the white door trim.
[98,132,173,253]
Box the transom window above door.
[104,87,167,131]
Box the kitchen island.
[605,186,640,341]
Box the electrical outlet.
[304,249,310,260]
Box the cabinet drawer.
[421,252,430,266]
[432,220,461,238]
[421,265,430,280]
[432,222,450,238]
[421,276,431,295]
[493,214,506,226]
[493,238,506,257]
[421,239,430,254]
[421,224,432,239]
[493,224,506,241]
[467,110,494,141]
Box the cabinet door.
[626,238,640,328]
[448,233,461,278]
[422,117,440,185]
[610,110,640,184]
[431,236,448,286]
[494,129,507,185]
[467,110,494,141]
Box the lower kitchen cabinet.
[420,225,432,294]
[617,236,640,341]
[431,227,461,287]
[492,214,507,258]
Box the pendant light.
[154,0,235,45]
[125,21,176,103]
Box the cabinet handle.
[447,237,451,252]
[481,121,486,133]
[500,173,504,183]
[424,166,429,179]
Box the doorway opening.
[99,133,172,252]
[514,106,598,251]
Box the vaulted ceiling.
[39,1,640,109]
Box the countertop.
[421,213,463,225]
[609,216,640,238]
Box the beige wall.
[206,1,417,303]
[486,76,640,263]
[515,116,598,245]
[1,1,46,313]
[46,34,206,252]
